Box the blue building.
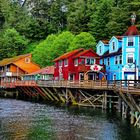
[96,21,140,81]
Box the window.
[74,58,78,66]
[64,59,68,66]
[54,62,57,68]
[86,58,95,65]
[59,60,62,66]
[107,57,110,66]
[79,59,85,65]
[128,37,134,46]
[79,73,84,80]
[115,56,118,64]
[99,46,102,53]
[25,57,30,63]
[113,74,116,80]
[127,54,134,63]
[69,74,74,81]
[112,42,115,50]
[119,55,122,64]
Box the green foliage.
[32,31,97,67]
[88,0,113,40]
[24,42,39,54]
[68,32,96,51]
[1,0,140,67]
[0,28,28,59]
[32,31,74,67]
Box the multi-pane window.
[59,60,62,66]
[86,58,95,65]
[128,37,134,46]
[64,59,68,66]
[112,42,115,50]
[119,55,122,64]
[74,58,78,66]
[115,56,118,64]
[107,57,110,66]
[127,54,134,63]
[99,46,102,54]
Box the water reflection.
[0,99,140,140]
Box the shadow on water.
[0,98,140,140]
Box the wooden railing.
[36,80,111,89]
[1,80,140,94]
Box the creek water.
[0,98,140,140]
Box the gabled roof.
[101,48,122,58]
[27,66,54,76]
[53,48,84,61]
[123,25,140,36]
[0,54,31,66]
[73,49,99,59]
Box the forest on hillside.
[0,0,140,67]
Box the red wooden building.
[53,48,100,81]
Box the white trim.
[127,36,135,46]
[59,60,63,67]
[114,56,118,65]
[79,73,84,80]
[122,38,124,65]
[85,58,95,66]
[74,58,78,66]
[64,59,68,67]
[113,74,116,80]
[107,57,110,66]
[126,53,134,64]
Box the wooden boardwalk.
[1,80,140,127]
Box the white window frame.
[85,58,95,65]
[59,60,62,67]
[64,59,68,67]
[112,42,115,50]
[127,53,134,64]
[74,58,78,66]
[79,73,84,80]
[113,74,116,80]
[119,55,122,64]
[127,37,134,46]
[114,56,118,65]
[99,46,102,54]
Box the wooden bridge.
[0,80,140,127]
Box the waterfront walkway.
[1,80,140,127]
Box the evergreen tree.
[88,0,113,41]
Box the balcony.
[0,72,23,77]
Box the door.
[79,73,84,81]
[127,74,134,86]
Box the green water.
[0,98,140,140]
